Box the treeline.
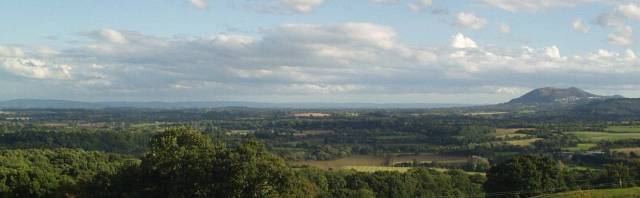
[0,128,487,198]
[1,128,640,197]
[0,129,151,155]
[0,148,136,197]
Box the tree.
[91,128,296,198]
[484,155,565,198]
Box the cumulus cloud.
[608,25,633,45]
[408,0,432,12]
[451,33,478,49]
[456,12,487,30]
[2,58,71,80]
[190,0,208,9]
[370,0,399,3]
[572,18,590,33]
[617,3,640,20]
[498,23,511,33]
[544,46,562,59]
[2,22,640,102]
[279,0,326,13]
[98,28,128,44]
[483,0,603,12]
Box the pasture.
[567,131,640,142]
[562,143,597,152]
[536,187,640,198]
[605,125,640,133]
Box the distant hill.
[478,87,623,111]
[506,87,621,106]
[0,99,469,109]
[0,99,102,109]
[572,98,640,117]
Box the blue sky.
[0,0,639,103]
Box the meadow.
[605,125,640,133]
[536,187,640,198]
[567,131,640,142]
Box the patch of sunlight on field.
[341,166,486,175]
[341,166,411,173]
[562,143,597,152]
[568,131,640,142]
[611,147,640,155]
[605,126,640,133]
[535,187,640,198]
[505,138,542,146]
[289,154,467,170]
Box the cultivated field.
[535,187,640,198]
[605,125,640,133]
[562,143,597,152]
[289,154,468,170]
[568,131,640,142]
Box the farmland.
[289,154,468,170]
[568,131,640,142]
[536,187,640,198]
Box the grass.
[340,166,486,175]
[605,126,640,133]
[505,138,542,146]
[568,131,640,142]
[534,187,640,198]
[611,147,640,155]
[341,166,412,173]
[288,154,467,170]
[563,143,598,152]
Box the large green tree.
[484,155,565,198]
[91,128,296,198]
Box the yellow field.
[289,154,468,170]
[611,147,640,155]
[493,128,535,138]
[504,138,542,146]
[340,166,486,175]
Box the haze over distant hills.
[0,99,468,109]
[0,87,633,111]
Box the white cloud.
[572,18,590,33]
[280,0,326,13]
[370,0,399,3]
[190,0,208,9]
[451,33,478,49]
[544,46,561,59]
[4,22,640,102]
[498,23,511,33]
[625,49,638,61]
[99,28,128,44]
[0,46,25,57]
[608,25,633,45]
[2,58,71,80]
[456,12,487,30]
[483,0,603,12]
[617,3,640,20]
[408,0,432,12]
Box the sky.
[0,0,639,104]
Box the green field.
[568,131,640,142]
[535,187,640,198]
[563,143,597,152]
[605,126,640,133]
